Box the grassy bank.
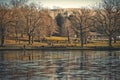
[0,43,120,51]
[0,46,120,51]
[0,37,120,51]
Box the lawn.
[3,36,120,48]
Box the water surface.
[0,50,120,80]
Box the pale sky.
[0,0,101,9]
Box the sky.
[0,0,101,9]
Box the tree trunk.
[108,35,112,47]
[67,29,70,43]
[21,33,23,38]
[80,25,83,48]
[84,33,87,44]
[18,37,20,44]
[32,36,34,44]
[1,33,5,47]
[15,32,19,43]
[113,36,117,43]
[0,28,5,47]
[28,34,31,44]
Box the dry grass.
[45,36,68,41]
[3,36,120,47]
[84,41,108,47]
[5,40,16,44]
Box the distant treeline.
[0,0,120,47]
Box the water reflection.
[0,50,120,80]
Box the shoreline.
[0,46,120,51]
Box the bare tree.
[41,10,58,37]
[46,16,58,37]
[0,3,12,46]
[34,9,58,42]
[69,8,93,47]
[93,0,120,47]
[10,0,26,43]
[34,10,48,42]
[62,18,75,43]
[21,4,42,44]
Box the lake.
[0,50,120,80]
